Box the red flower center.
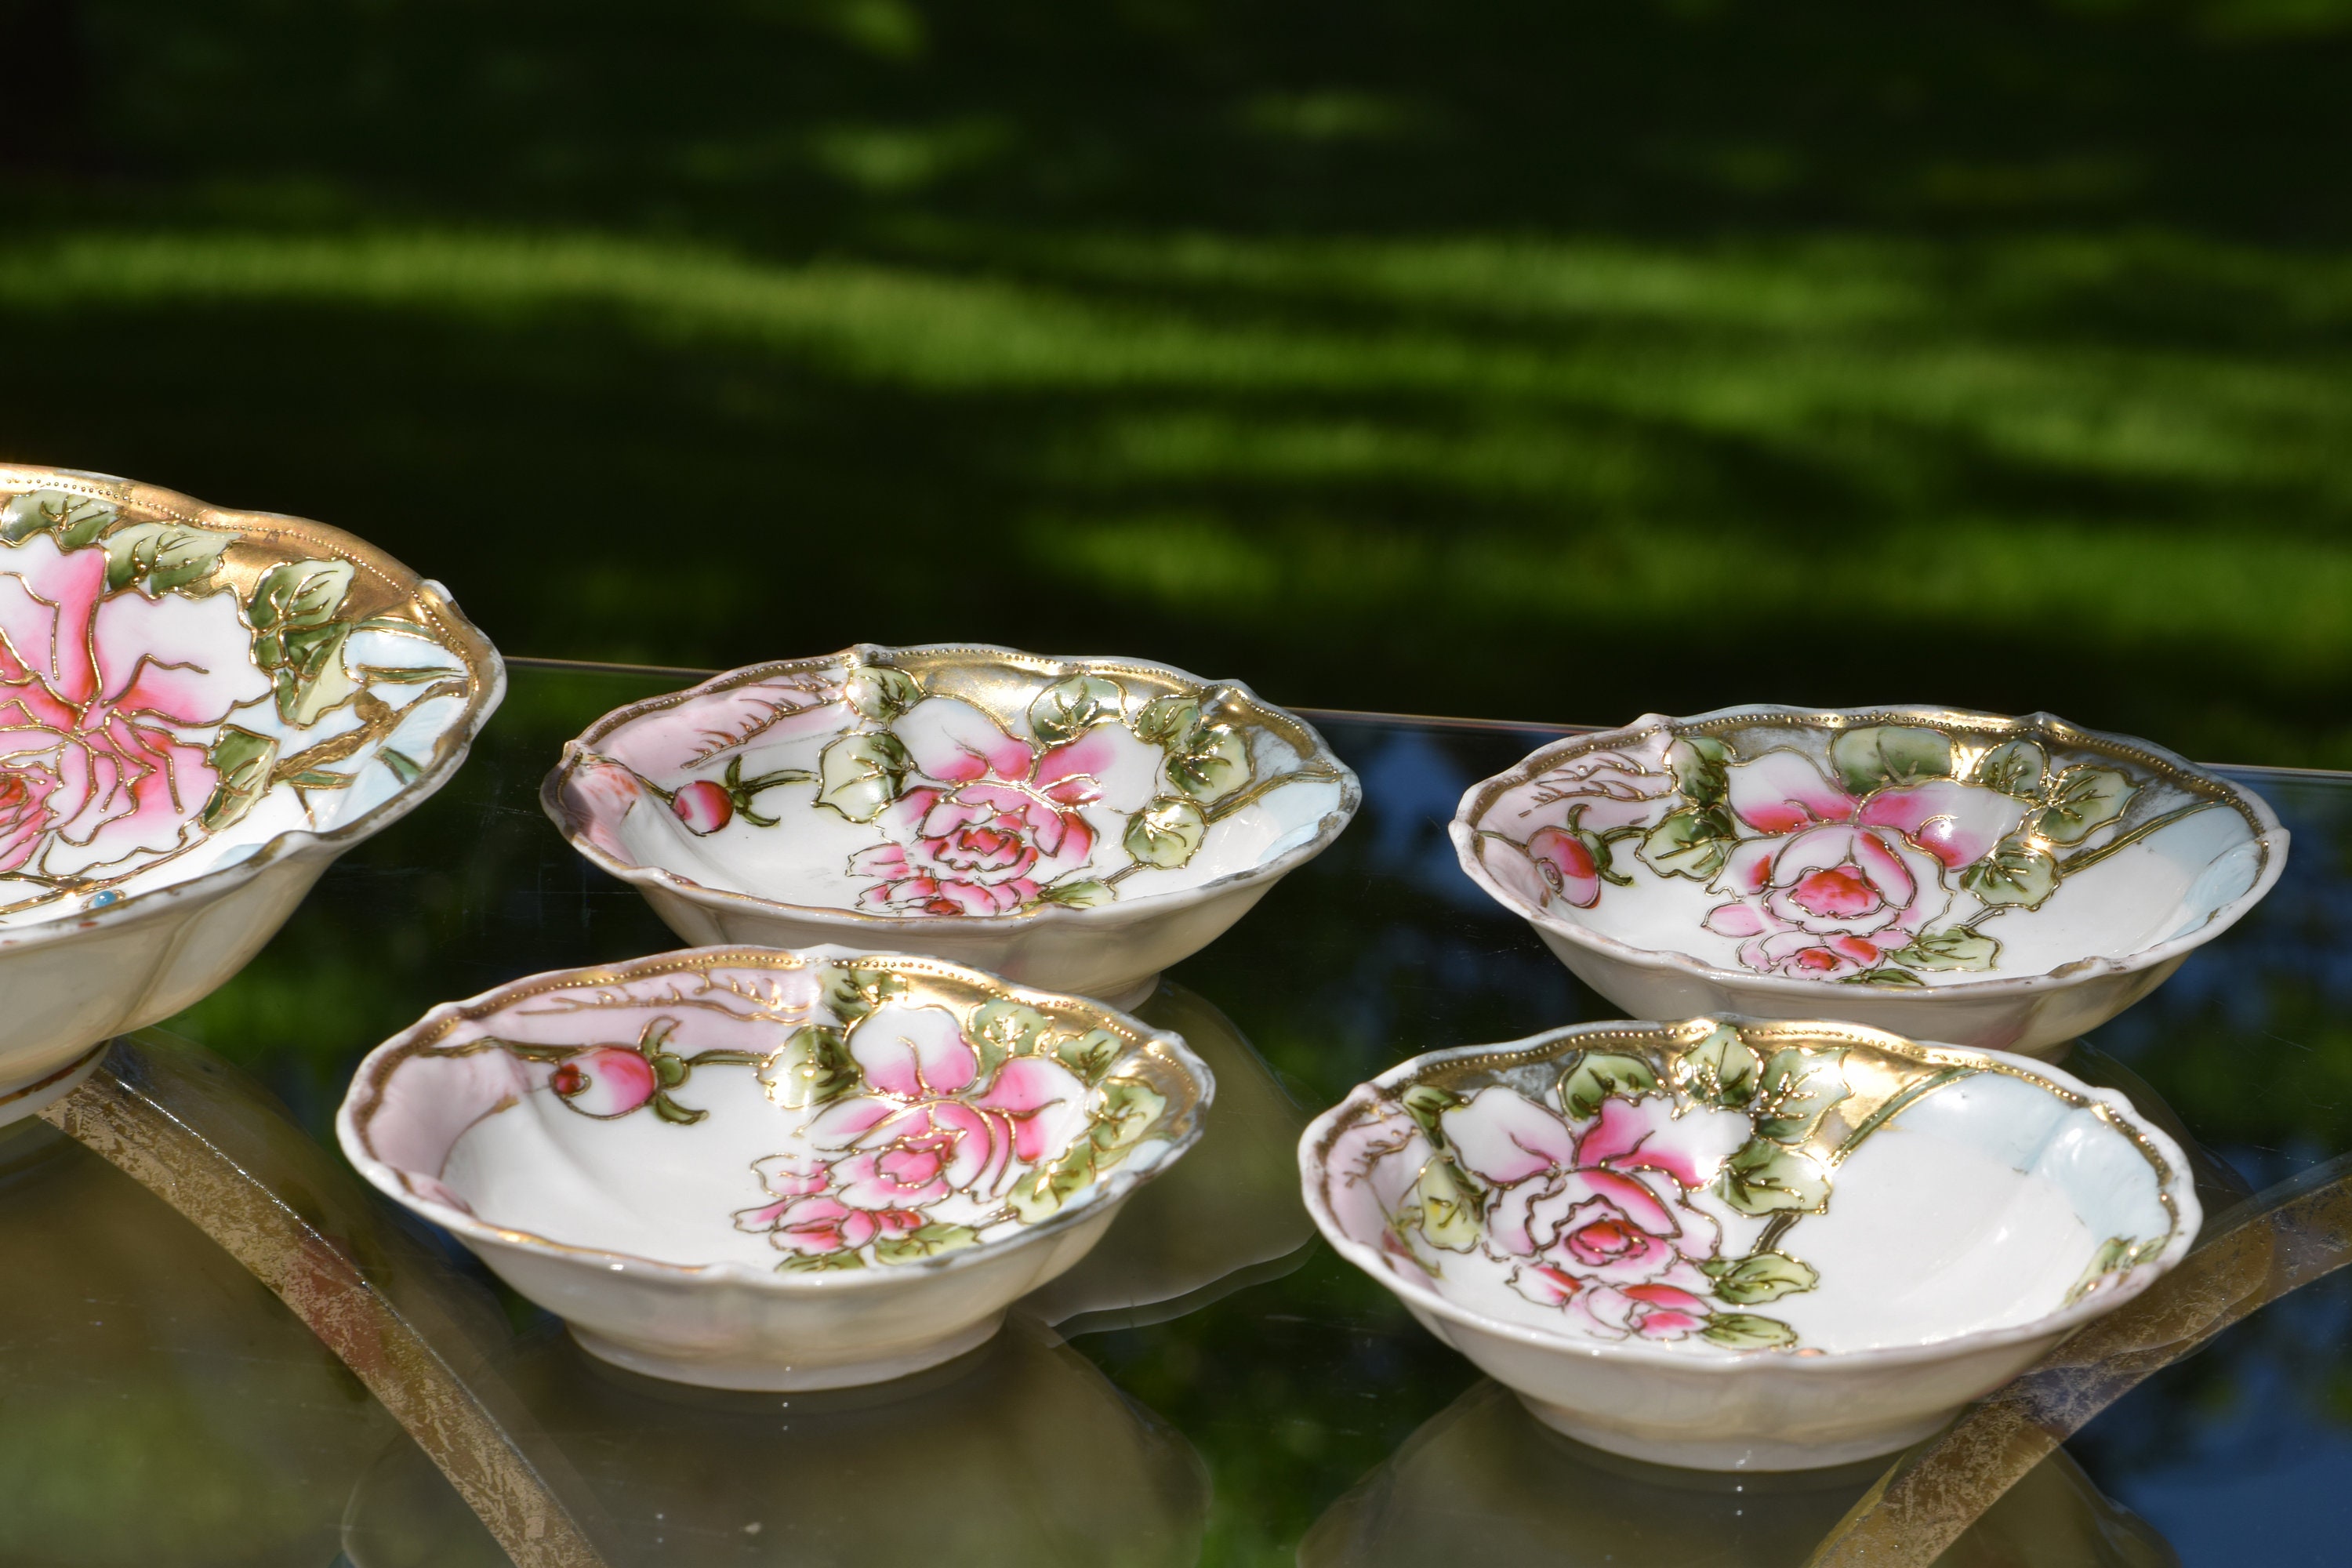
[1788,865,1881,919]
[550,1063,586,1097]
[1569,1218,1640,1258]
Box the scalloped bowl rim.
[1299,1016,2201,1375]
[1450,702,2290,1002]
[0,466,507,954]
[336,946,1216,1291]
[540,642,1363,933]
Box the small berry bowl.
[543,644,1359,1007]
[1301,1015,2197,1471]
[1452,704,2286,1056]
[337,946,1211,1390]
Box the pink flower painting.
[0,532,271,878]
[1441,1085,1750,1341]
[850,697,1161,916]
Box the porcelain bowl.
[0,466,503,1123]
[337,946,1214,1390]
[541,644,1359,1008]
[1300,1015,2198,1471]
[1453,705,2286,1057]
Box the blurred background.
[2,0,2349,760]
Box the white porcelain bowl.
[1453,705,2286,1057]
[1301,1015,2198,1471]
[0,466,503,1123]
[543,644,1359,1008]
[337,946,1213,1390]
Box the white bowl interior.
[1462,709,2275,987]
[1312,1019,2193,1357]
[0,477,493,929]
[556,647,1351,920]
[347,954,1207,1275]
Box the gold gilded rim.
[540,641,1363,929]
[339,946,1214,1287]
[1301,1014,2199,1372]
[1454,702,2288,998]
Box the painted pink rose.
[734,1004,1090,1257]
[1443,1086,1748,1341]
[850,697,1160,916]
[0,767,60,873]
[1704,754,2029,978]
[546,1045,659,1117]
[0,533,272,875]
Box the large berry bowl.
[0,466,502,1123]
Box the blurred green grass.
[2,0,2350,760]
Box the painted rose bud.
[548,1046,659,1117]
[670,779,734,835]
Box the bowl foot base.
[1518,1394,1947,1472]
[0,1043,107,1131]
[1095,974,1162,1011]
[567,1311,1006,1392]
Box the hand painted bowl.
[336,947,1213,1390]
[540,644,1359,1007]
[0,465,503,1124]
[1452,705,2286,1057]
[1300,1015,2198,1471]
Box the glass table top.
[5,660,2350,1566]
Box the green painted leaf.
[1752,1047,1850,1144]
[1719,1138,1831,1215]
[1700,1312,1799,1350]
[1094,1076,1168,1152]
[1416,1157,1483,1252]
[1960,839,2060,909]
[198,726,278,832]
[274,623,359,725]
[1849,965,1927,987]
[1034,878,1114,909]
[969,1000,1051,1064]
[1133,695,1202,747]
[1399,1083,1465,1142]
[845,664,921,721]
[1637,804,1736,881]
[378,747,423,786]
[822,964,907,1023]
[1008,1143,1099,1222]
[1700,1250,1820,1305]
[1678,1025,1760,1108]
[759,1024,860,1108]
[1829,725,1953,794]
[0,489,117,546]
[1167,725,1250,803]
[1886,927,2000,972]
[249,559,354,640]
[1029,674,1124,746]
[814,731,909,822]
[1052,1028,1124,1083]
[651,1092,708,1126]
[1558,1051,1661,1120]
[1667,735,1730,808]
[101,521,237,593]
[2036,765,2137,846]
[873,1222,982,1264]
[1973,739,2048,798]
[1123,795,1207,868]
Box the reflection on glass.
[0,1116,399,1567]
[1022,980,1315,1331]
[342,1315,1210,1567]
[1301,1379,2177,1568]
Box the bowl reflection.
[342,1314,1210,1567]
[1301,1379,2177,1568]
[1022,979,1315,1332]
